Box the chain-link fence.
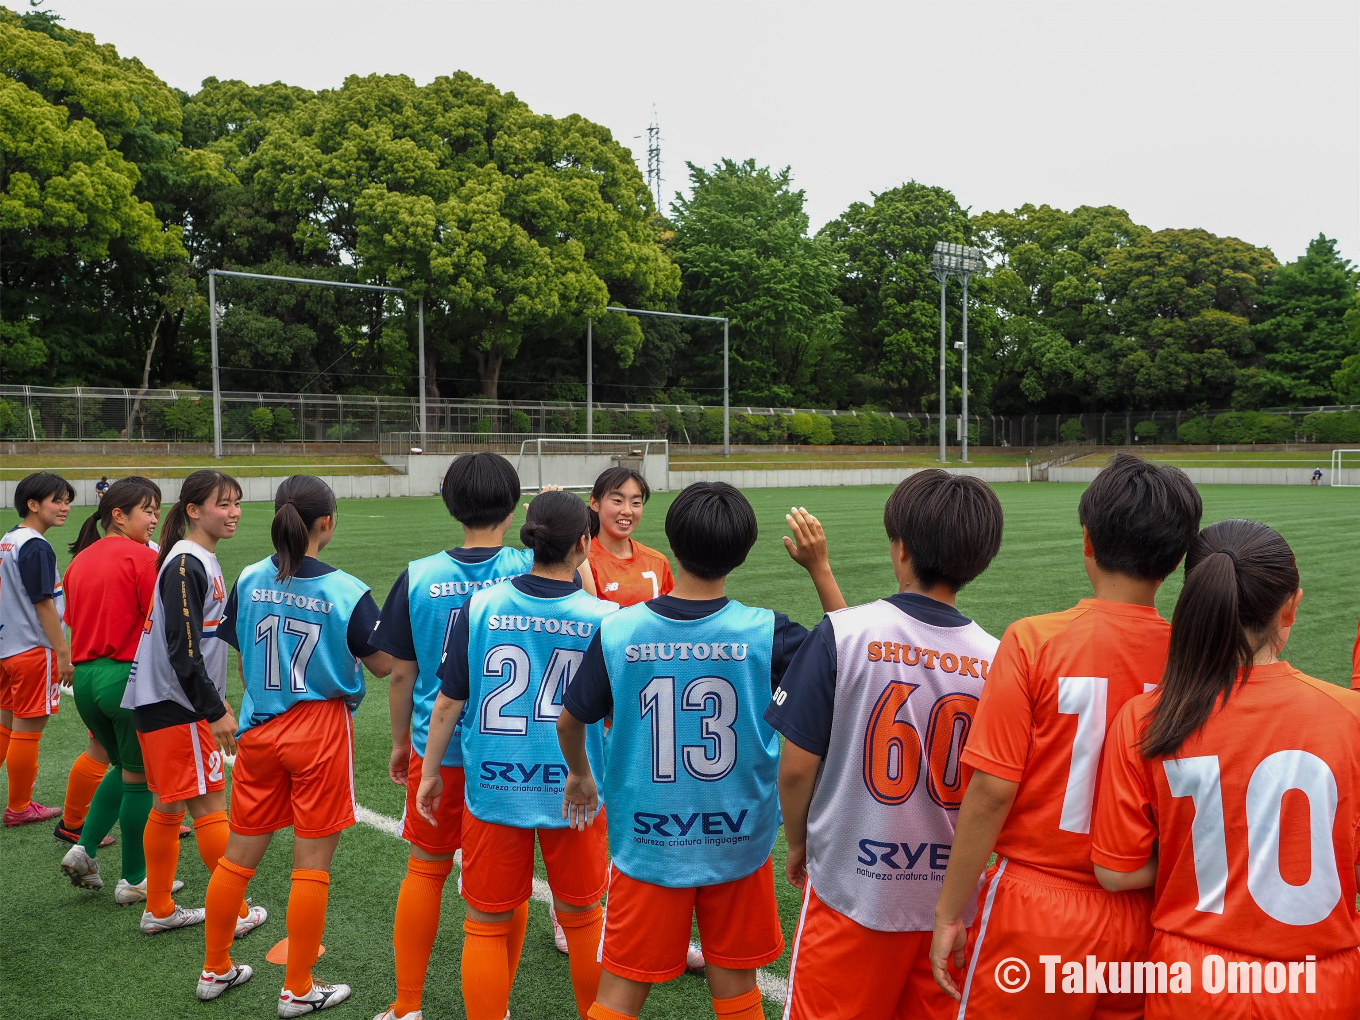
[4,385,1359,446]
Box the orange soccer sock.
[144,808,185,918]
[62,751,108,829]
[393,855,453,1015]
[506,900,529,987]
[0,724,12,767]
[284,869,330,996]
[556,903,605,1019]
[193,810,250,919]
[461,916,513,1020]
[5,731,41,812]
[712,987,764,1020]
[587,1004,636,1020]
[203,858,254,974]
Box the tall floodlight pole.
[586,317,593,454]
[417,296,426,451]
[928,243,985,466]
[209,270,222,459]
[934,268,947,463]
[960,274,970,463]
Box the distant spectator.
[95,476,110,500]
[1312,467,1323,486]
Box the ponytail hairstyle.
[156,470,243,570]
[520,489,589,567]
[1140,519,1300,759]
[588,466,650,539]
[69,476,162,556]
[271,475,336,581]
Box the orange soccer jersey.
[961,598,1171,879]
[587,537,674,607]
[1093,662,1360,959]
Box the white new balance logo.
[605,582,620,592]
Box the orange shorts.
[459,807,608,913]
[958,859,1153,1020]
[784,882,960,1020]
[0,647,61,719]
[601,857,785,984]
[137,719,226,803]
[229,698,356,839]
[397,749,464,855]
[1145,932,1360,1020]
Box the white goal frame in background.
[1330,449,1360,486]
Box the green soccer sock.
[77,770,123,859]
[118,780,152,885]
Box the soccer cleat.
[686,941,706,972]
[372,1009,422,1020]
[197,963,254,1001]
[53,820,114,847]
[140,904,206,934]
[59,844,103,890]
[4,801,62,827]
[180,824,193,839]
[113,877,184,905]
[278,979,351,1016]
[235,902,268,938]
[549,902,568,954]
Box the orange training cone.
[265,937,326,965]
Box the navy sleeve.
[370,570,416,660]
[347,591,383,659]
[562,631,613,724]
[160,554,226,723]
[220,583,240,650]
[17,538,56,604]
[436,603,472,700]
[764,615,838,756]
[770,612,812,691]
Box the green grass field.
[3,483,1359,1019]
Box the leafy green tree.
[820,182,995,410]
[1333,291,1360,402]
[977,204,1147,411]
[243,72,677,398]
[1250,235,1358,404]
[670,159,842,406]
[0,7,189,385]
[1094,228,1276,409]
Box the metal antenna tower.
[643,106,662,213]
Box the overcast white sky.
[50,0,1360,264]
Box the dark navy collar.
[645,594,729,621]
[512,574,579,598]
[268,554,335,577]
[884,591,970,628]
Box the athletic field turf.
[3,483,1358,1019]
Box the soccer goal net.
[1329,449,1360,486]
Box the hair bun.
[519,520,550,549]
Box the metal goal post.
[208,270,422,459]
[1330,449,1360,486]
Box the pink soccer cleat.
[4,801,62,827]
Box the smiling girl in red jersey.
[1093,519,1360,1019]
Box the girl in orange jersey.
[585,467,673,606]
[1093,519,1360,1019]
